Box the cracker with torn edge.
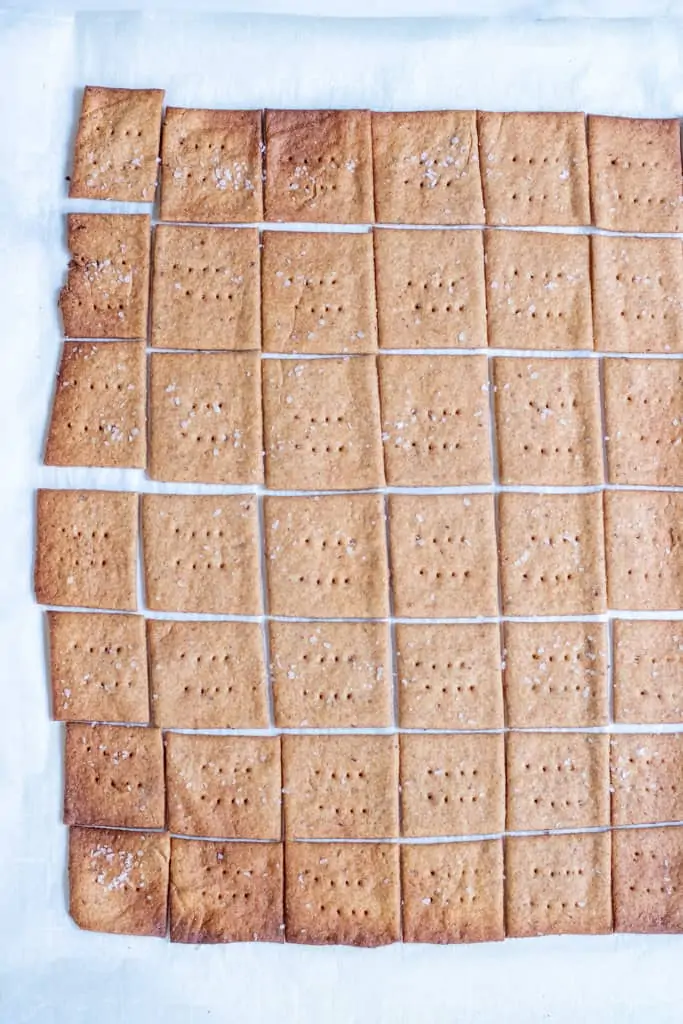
[611,734,683,826]
[613,826,683,933]
[604,491,683,612]
[613,620,683,724]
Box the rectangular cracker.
[147,619,268,729]
[613,826,683,933]
[165,733,281,840]
[604,491,683,612]
[611,734,683,826]
[388,494,498,618]
[613,620,683,724]
[285,842,400,946]
[49,611,148,724]
[151,225,260,351]
[270,620,392,728]
[69,826,169,937]
[35,489,138,612]
[374,228,487,350]
[59,214,150,340]
[371,110,484,225]
[142,493,261,615]
[148,351,263,484]
[401,839,504,944]
[170,838,284,943]
[64,723,164,829]
[379,354,492,486]
[69,86,164,202]
[282,734,399,839]
[505,832,612,938]
[264,494,388,618]
[261,230,377,354]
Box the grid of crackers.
[36,86,683,945]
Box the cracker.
[374,228,487,350]
[591,235,683,353]
[69,826,169,937]
[69,86,164,202]
[613,620,683,724]
[262,356,383,491]
[142,494,261,614]
[396,623,503,730]
[59,214,150,340]
[49,611,148,724]
[613,826,683,933]
[159,107,263,223]
[505,832,612,938]
[151,225,260,351]
[270,621,392,728]
[285,842,400,946]
[147,620,268,729]
[478,112,590,227]
[261,230,376,354]
[503,621,608,729]
[494,357,603,485]
[264,495,388,618]
[401,839,504,944]
[499,493,606,616]
[379,354,492,486]
[35,489,138,612]
[388,494,498,618]
[170,838,284,943]
[64,723,164,829]
[604,358,683,486]
[604,491,683,612]
[264,109,373,223]
[587,115,683,232]
[611,734,683,826]
[44,342,146,468]
[484,230,592,351]
[148,352,263,484]
[165,733,281,840]
[282,734,399,839]
[371,110,484,225]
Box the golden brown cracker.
[611,734,683,826]
[604,491,683,612]
[613,826,683,933]
[613,619,683,724]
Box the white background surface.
[2,9,683,1023]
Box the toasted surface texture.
[611,734,683,826]
[613,620,683,724]
[613,827,683,933]
[604,492,683,612]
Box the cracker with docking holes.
[604,491,683,612]
[613,620,683,725]
[613,826,683,933]
[610,734,683,826]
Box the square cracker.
[493,357,603,485]
[264,109,373,223]
[611,733,683,826]
[591,235,683,354]
[35,489,138,612]
[400,733,505,838]
[506,832,612,938]
[613,620,683,724]
[613,826,683,933]
[379,354,492,486]
[396,623,503,730]
[484,230,592,350]
[148,352,263,484]
[142,493,261,615]
[503,621,608,729]
[151,225,260,351]
[69,86,164,203]
[282,734,398,840]
[506,732,609,832]
[160,107,263,223]
[604,358,683,486]
[604,491,683,612]
[478,111,590,227]
[69,826,169,937]
[44,342,146,469]
[264,495,388,618]
[59,214,150,340]
[388,494,498,618]
[374,229,487,350]
[285,842,400,946]
[371,110,484,225]
[401,840,504,944]
[588,115,683,232]
[270,620,392,728]
[499,492,606,616]
[49,611,148,724]
[64,722,164,829]
[147,620,268,729]
[170,838,284,943]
